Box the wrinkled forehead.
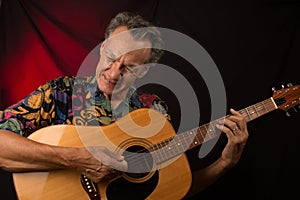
[104,28,152,58]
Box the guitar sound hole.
[122,145,154,179]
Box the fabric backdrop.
[0,0,300,199]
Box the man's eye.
[124,66,134,72]
[120,65,128,71]
[106,57,114,62]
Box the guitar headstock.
[272,83,300,114]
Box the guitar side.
[13,108,192,200]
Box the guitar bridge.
[80,174,101,200]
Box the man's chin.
[99,84,128,101]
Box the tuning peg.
[287,83,293,87]
[281,84,285,89]
[286,111,291,117]
[272,87,276,91]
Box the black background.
[1,0,300,199]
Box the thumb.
[102,147,124,161]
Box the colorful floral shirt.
[0,76,171,137]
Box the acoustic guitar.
[13,84,300,200]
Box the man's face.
[96,26,151,100]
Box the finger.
[230,117,245,132]
[101,151,128,171]
[216,124,235,139]
[86,146,127,171]
[102,147,125,161]
[218,116,238,133]
[85,164,116,176]
[86,146,124,162]
[230,108,241,116]
[223,118,239,132]
[229,108,247,131]
[109,159,128,172]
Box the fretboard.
[151,97,278,164]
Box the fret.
[247,106,258,120]
[181,131,193,149]
[178,133,185,150]
[206,124,216,140]
[184,130,197,148]
[266,100,273,110]
[172,135,183,154]
[181,133,190,151]
[163,140,171,159]
[260,101,269,115]
[261,100,269,113]
[202,125,207,141]
[189,130,200,148]
[157,142,167,162]
[163,139,174,160]
[263,99,271,112]
[199,126,206,141]
[245,107,252,121]
[186,131,194,149]
[206,124,214,141]
[151,144,161,164]
[195,128,204,146]
[253,104,259,116]
[241,110,250,121]
[203,125,211,141]
[256,102,265,116]
[251,105,259,119]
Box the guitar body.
[13,108,192,200]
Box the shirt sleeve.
[0,82,55,137]
[137,91,172,123]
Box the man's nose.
[107,60,124,79]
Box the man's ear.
[100,40,106,56]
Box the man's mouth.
[102,73,118,86]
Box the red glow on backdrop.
[0,0,157,109]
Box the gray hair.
[104,11,164,63]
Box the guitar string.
[114,99,276,170]
[121,99,275,165]
[114,92,300,170]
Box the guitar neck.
[152,97,278,164]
